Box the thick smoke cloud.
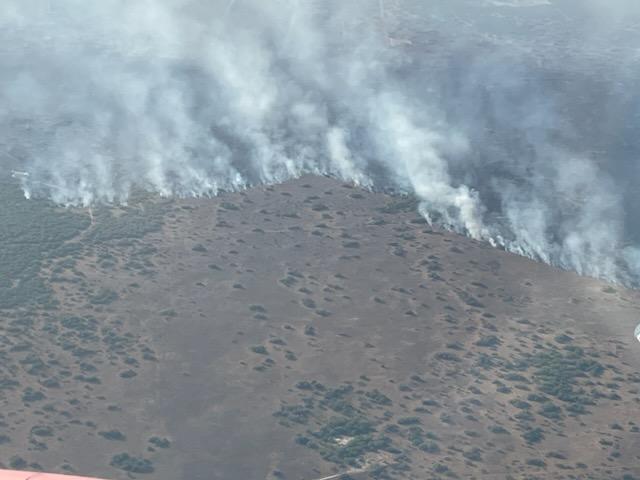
[1,0,639,285]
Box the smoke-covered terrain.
[1,0,639,285]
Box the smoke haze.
[1,0,639,285]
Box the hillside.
[1,175,639,480]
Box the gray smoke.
[1,0,639,285]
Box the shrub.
[504,373,529,383]
[220,202,239,211]
[274,405,312,425]
[522,428,545,444]
[22,388,46,402]
[433,463,449,474]
[314,417,376,440]
[538,402,563,420]
[149,436,171,448]
[192,244,207,252]
[554,334,572,344]
[489,425,510,435]
[397,417,421,426]
[9,456,28,470]
[302,298,316,309]
[476,335,501,347]
[110,453,154,474]
[435,352,460,362]
[463,448,482,462]
[30,426,54,437]
[510,399,531,410]
[566,403,587,415]
[99,430,126,441]
[365,390,392,406]
[527,393,547,403]
[420,441,440,454]
[296,381,314,391]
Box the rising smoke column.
[0,0,639,286]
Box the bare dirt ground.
[1,175,640,480]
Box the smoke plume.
[1,0,639,285]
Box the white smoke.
[1,0,639,286]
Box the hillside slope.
[1,175,639,479]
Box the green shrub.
[538,402,563,420]
[365,390,392,406]
[489,425,510,435]
[554,334,573,344]
[30,426,53,437]
[566,403,587,415]
[510,399,531,410]
[110,453,154,474]
[99,430,126,441]
[420,441,440,453]
[377,197,418,214]
[397,417,421,426]
[527,393,547,403]
[314,417,375,440]
[476,335,501,347]
[274,405,312,425]
[463,448,482,462]
[522,428,545,444]
[220,202,239,211]
[149,436,171,448]
[22,388,46,402]
[504,372,529,383]
[435,352,460,362]
[192,244,207,252]
[9,456,28,470]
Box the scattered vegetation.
[0,182,90,309]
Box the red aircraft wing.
[0,470,105,480]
